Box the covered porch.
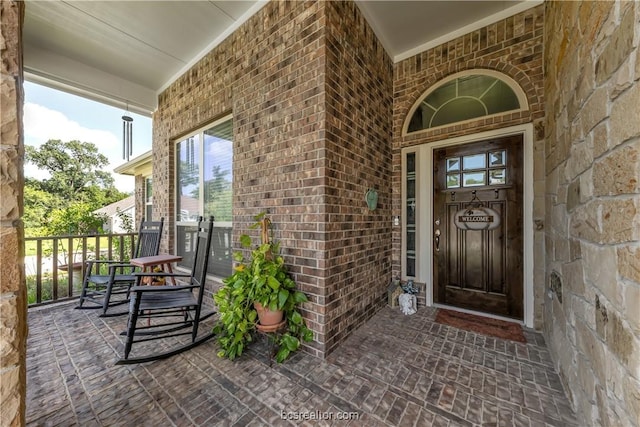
[3,0,639,426]
[27,302,576,426]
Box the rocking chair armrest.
[107,263,137,270]
[132,272,191,279]
[130,284,197,293]
[87,259,126,265]
[85,260,133,272]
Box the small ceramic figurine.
[402,279,419,295]
[399,293,417,315]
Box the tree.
[23,184,55,236]
[25,139,118,203]
[47,202,106,236]
[24,139,130,236]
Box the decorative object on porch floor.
[435,308,526,343]
[116,216,216,364]
[76,217,164,317]
[214,212,313,363]
[254,301,283,328]
[387,276,403,308]
[399,293,417,315]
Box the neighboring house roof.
[94,195,135,218]
[114,150,152,176]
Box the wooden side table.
[130,254,183,285]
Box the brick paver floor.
[27,302,578,426]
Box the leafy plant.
[213,213,313,362]
[24,139,129,238]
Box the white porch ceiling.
[23,0,539,116]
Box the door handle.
[434,229,441,252]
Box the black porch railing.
[25,232,137,307]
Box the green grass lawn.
[24,235,134,262]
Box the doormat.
[435,309,526,343]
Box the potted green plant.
[213,213,313,362]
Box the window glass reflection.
[489,169,506,185]
[446,158,460,172]
[446,174,460,188]
[489,150,506,167]
[463,171,486,187]
[463,154,486,170]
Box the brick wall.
[153,1,392,357]
[323,1,393,355]
[232,1,328,355]
[544,2,640,425]
[391,5,546,326]
[134,174,144,224]
[0,1,27,425]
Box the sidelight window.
[406,152,416,277]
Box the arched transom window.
[405,70,528,134]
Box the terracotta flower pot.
[254,302,283,326]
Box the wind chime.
[122,106,133,161]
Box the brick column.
[0,1,27,426]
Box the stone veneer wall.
[0,1,26,425]
[544,1,640,425]
[392,5,546,325]
[153,1,392,357]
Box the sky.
[23,81,152,193]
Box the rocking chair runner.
[116,216,216,364]
[76,218,164,316]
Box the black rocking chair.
[116,216,216,364]
[76,217,164,316]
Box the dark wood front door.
[433,135,523,319]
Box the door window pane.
[463,171,486,187]
[489,150,506,166]
[463,153,486,170]
[446,174,460,188]
[446,157,460,172]
[489,169,506,185]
